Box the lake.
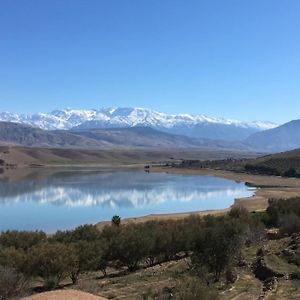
[0,168,255,233]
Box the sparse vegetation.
[0,207,268,299]
[176,149,300,179]
[0,202,300,299]
[263,198,300,235]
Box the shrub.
[283,168,297,177]
[53,224,100,244]
[290,270,300,280]
[26,242,71,289]
[279,213,300,235]
[244,164,280,176]
[67,241,108,283]
[71,224,100,242]
[192,217,245,282]
[0,247,27,274]
[0,266,27,299]
[264,198,300,233]
[114,224,150,271]
[0,230,46,251]
[175,277,220,300]
[229,207,265,245]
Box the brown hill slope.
[0,122,107,148]
[0,146,257,166]
[0,122,251,151]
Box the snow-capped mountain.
[0,107,278,141]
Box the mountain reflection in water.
[0,169,254,232]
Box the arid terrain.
[22,290,107,300]
[0,145,257,167]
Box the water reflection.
[0,169,254,232]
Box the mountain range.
[245,119,300,152]
[2,107,300,154]
[0,107,277,141]
[0,122,249,151]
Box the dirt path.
[21,289,107,300]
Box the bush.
[0,230,46,251]
[0,211,267,292]
[245,164,280,176]
[283,168,297,177]
[279,213,300,235]
[26,242,71,289]
[175,277,220,300]
[53,224,101,245]
[192,217,245,282]
[0,247,27,273]
[0,266,27,299]
[229,207,265,245]
[264,198,300,233]
[67,241,108,283]
[114,224,150,271]
[290,270,300,280]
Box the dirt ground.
[21,289,107,300]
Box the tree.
[283,168,297,178]
[114,224,148,271]
[71,225,100,241]
[67,241,108,284]
[0,247,27,273]
[0,230,46,251]
[0,266,27,300]
[27,242,70,290]
[192,218,244,282]
[111,215,121,227]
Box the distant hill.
[243,148,300,176]
[0,107,277,141]
[245,119,300,152]
[70,127,250,151]
[0,122,106,148]
[0,122,252,152]
[0,146,258,167]
[183,147,300,178]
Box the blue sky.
[0,0,299,124]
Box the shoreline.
[151,166,300,210]
[96,166,300,229]
[3,163,300,230]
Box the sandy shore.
[96,166,300,229]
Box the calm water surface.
[0,169,255,232]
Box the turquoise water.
[0,169,254,233]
